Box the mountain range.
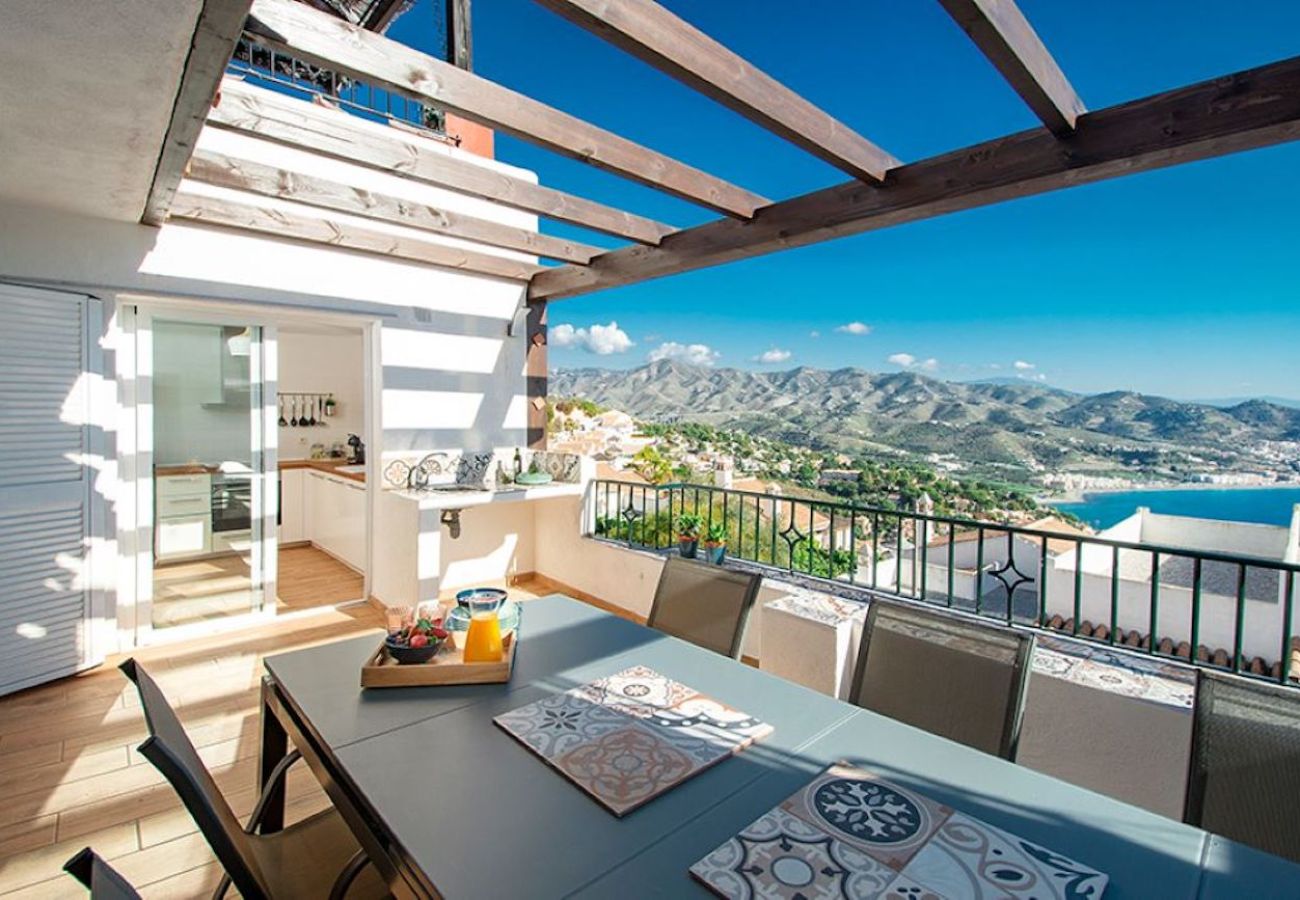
[551,361,1300,482]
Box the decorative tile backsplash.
[381,449,584,489]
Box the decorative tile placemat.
[494,666,773,816]
[691,762,1109,899]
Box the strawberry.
[409,634,429,649]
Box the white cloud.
[753,348,792,364]
[1022,372,1048,382]
[550,321,633,355]
[836,322,872,335]
[648,341,720,366]
[889,353,938,372]
[1013,360,1036,371]
[809,330,821,339]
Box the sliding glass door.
[128,305,277,639]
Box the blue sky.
[391,1,1300,400]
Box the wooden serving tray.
[361,633,516,688]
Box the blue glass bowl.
[454,587,509,609]
[444,596,520,642]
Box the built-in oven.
[211,473,252,535]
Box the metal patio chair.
[63,848,141,899]
[1185,669,1300,863]
[119,659,389,899]
[849,599,1035,760]
[646,556,762,659]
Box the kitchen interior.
[151,317,369,629]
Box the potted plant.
[703,521,728,565]
[675,512,703,559]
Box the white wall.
[1139,508,1290,557]
[278,330,366,459]
[152,319,250,465]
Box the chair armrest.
[246,749,303,834]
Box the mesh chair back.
[119,660,272,899]
[849,601,1034,760]
[646,557,762,659]
[64,848,141,899]
[1185,670,1300,863]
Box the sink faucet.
[346,434,365,464]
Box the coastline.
[1037,481,1300,505]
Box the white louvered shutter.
[0,285,101,695]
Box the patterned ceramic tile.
[878,877,942,899]
[493,691,630,760]
[903,812,1108,898]
[766,590,868,627]
[575,665,702,718]
[644,695,774,753]
[529,450,582,483]
[694,764,1109,900]
[1033,636,1194,709]
[690,807,900,900]
[496,668,772,817]
[781,764,953,871]
[551,724,696,816]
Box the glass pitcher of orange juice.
[463,595,504,663]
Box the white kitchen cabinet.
[278,468,306,544]
[304,470,366,572]
[155,473,212,561]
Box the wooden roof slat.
[187,149,604,264]
[530,55,1300,300]
[245,0,770,218]
[938,0,1085,135]
[533,0,900,183]
[209,79,674,245]
[170,190,548,281]
[142,0,253,225]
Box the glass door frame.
[120,300,279,646]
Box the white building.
[1049,506,1300,663]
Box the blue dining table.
[257,594,1298,898]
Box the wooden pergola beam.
[530,56,1300,300]
[938,0,1085,135]
[142,0,252,225]
[209,79,674,245]
[245,0,770,218]
[170,190,548,281]
[533,0,899,183]
[187,149,603,264]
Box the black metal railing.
[228,37,447,136]
[590,479,1300,686]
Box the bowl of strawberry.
[385,616,450,665]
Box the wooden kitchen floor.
[0,576,571,898]
[152,545,365,628]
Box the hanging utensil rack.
[276,392,334,426]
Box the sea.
[1051,486,1300,530]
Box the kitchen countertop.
[279,458,366,482]
[154,464,215,477]
[155,459,365,483]
[390,481,583,510]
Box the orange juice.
[463,610,503,663]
